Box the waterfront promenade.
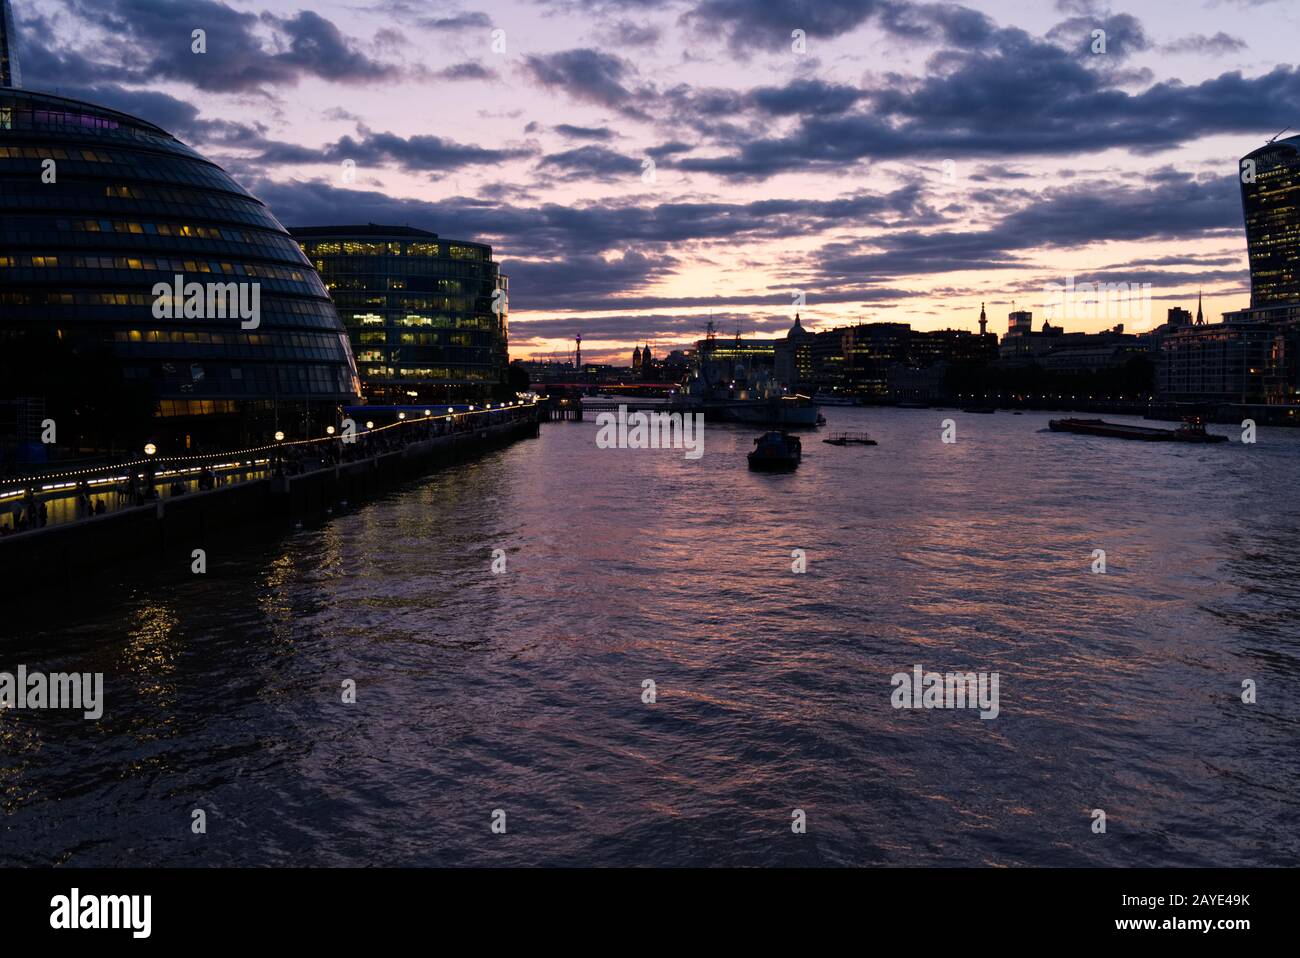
[0,401,539,591]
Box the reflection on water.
[1,408,1298,866]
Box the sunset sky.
[14,0,1300,363]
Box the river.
[2,407,1297,866]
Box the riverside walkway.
[0,401,540,591]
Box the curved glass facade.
[1241,136,1300,308]
[0,89,360,452]
[291,225,509,403]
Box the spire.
[978,302,987,336]
[1,0,21,88]
[1196,289,1204,325]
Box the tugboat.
[748,431,802,470]
[822,431,877,446]
[1048,416,1227,443]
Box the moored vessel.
[748,431,802,470]
[1048,417,1228,443]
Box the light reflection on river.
[2,408,1298,866]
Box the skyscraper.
[0,0,20,89]
[1240,135,1300,307]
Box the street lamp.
[143,443,156,456]
[274,430,285,442]
[326,425,336,435]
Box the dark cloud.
[646,141,693,159]
[1163,32,1248,56]
[254,128,535,175]
[684,0,1014,54]
[522,48,643,112]
[436,61,499,81]
[599,19,663,47]
[40,0,401,94]
[1045,13,1151,60]
[553,124,618,141]
[685,0,887,52]
[254,177,940,308]
[416,12,493,31]
[677,45,1300,180]
[750,78,866,116]
[502,249,677,306]
[537,145,644,181]
[809,171,1242,287]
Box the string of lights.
[0,400,537,502]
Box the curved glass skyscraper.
[290,225,509,404]
[0,79,360,454]
[1241,135,1300,308]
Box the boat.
[703,396,821,428]
[1048,416,1227,443]
[748,431,802,470]
[822,431,877,446]
[813,393,857,406]
[961,406,996,414]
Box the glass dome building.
[0,58,360,455]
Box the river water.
[2,408,1297,866]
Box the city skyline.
[10,0,1300,362]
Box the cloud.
[537,145,644,181]
[254,128,536,175]
[750,78,866,115]
[1162,32,1248,56]
[40,0,402,95]
[552,124,618,141]
[685,0,886,52]
[1045,13,1151,60]
[416,12,493,31]
[435,61,500,81]
[598,19,663,47]
[677,50,1300,180]
[522,48,645,112]
[808,170,1242,287]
